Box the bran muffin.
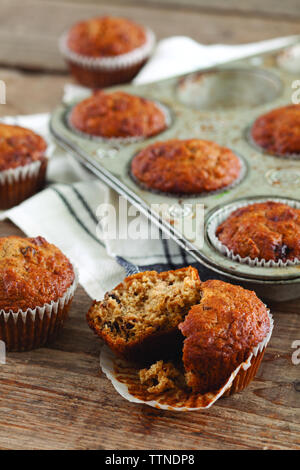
[87,267,201,363]
[0,123,47,209]
[216,201,300,263]
[130,139,242,195]
[251,104,300,156]
[97,271,272,406]
[0,236,77,351]
[60,16,155,87]
[179,280,271,394]
[69,90,167,139]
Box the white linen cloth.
[0,36,295,299]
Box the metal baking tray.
[50,38,300,302]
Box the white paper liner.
[66,100,172,145]
[59,28,155,71]
[99,310,273,411]
[0,266,78,324]
[207,197,300,267]
[0,159,43,185]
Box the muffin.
[59,16,155,88]
[251,104,300,156]
[69,90,167,140]
[87,266,201,363]
[98,272,273,409]
[0,123,47,209]
[0,236,77,351]
[130,139,242,195]
[178,280,271,394]
[216,201,300,263]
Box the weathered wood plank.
[1,0,300,71]
[42,0,300,20]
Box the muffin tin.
[50,40,300,301]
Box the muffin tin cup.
[66,101,172,145]
[0,158,48,210]
[99,310,273,411]
[207,197,300,267]
[59,28,155,88]
[0,267,78,352]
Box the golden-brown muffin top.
[216,201,300,262]
[251,104,300,156]
[0,236,75,312]
[67,16,147,57]
[70,90,167,139]
[0,123,47,172]
[131,139,241,194]
[179,280,270,393]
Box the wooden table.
[0,0,299,451]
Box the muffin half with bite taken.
[87,266,201,363]
[69,90,168,140]
[130,139,242,195]
[0,236,77,351]
[90,268,273,409]
[0,123,48,209]
[59,16,155,88]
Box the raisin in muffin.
[251,104,300,156]
[216,201,300,263]
[0,236,77,351]
[178,280,271,395]
[60,16,155,87]
[130,139,242,195]
[70,90,167,139]
[87,267,201,363]
[0,123,47,209]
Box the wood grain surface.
[0,0,299,451]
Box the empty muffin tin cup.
[99,310,273,411]
[177,68,282,111]
[0,267,78,352]
[66,100,172,145]
[207,197,300,267]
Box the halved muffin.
[87,266,201,362]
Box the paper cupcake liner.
[66,100,172,145]
[207,197,300,267]
[59,28,155,71]
[99,310,273,411]
[0,267,78,352]
[0,158,48,209]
